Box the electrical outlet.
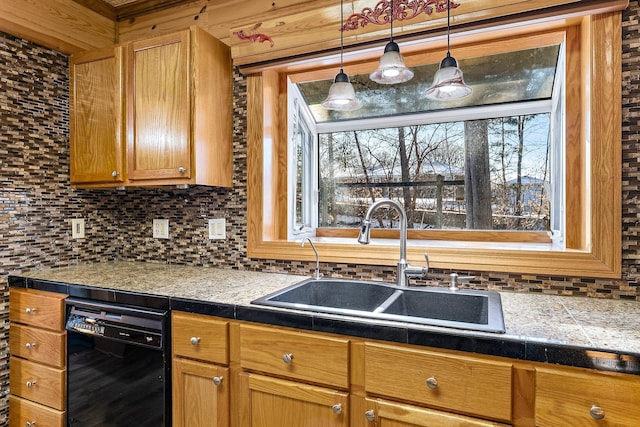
[208,218,226,240]
[71,218,85,239]
[153,219,169,239]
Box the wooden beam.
[0,0,115,54]
[70,0,117,21]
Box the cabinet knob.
[111,170,119,177]
[26,422,36,427]
[190,337,200,346]
[178,167,186,174]
[332,404,343,415]
[26,380,36,388]
[25,307,36,314]
[25,342,36,350]
[213,376,223,386]
[364,409,375,422]
[590,405,605,420]
[282,353,294,364]
[426,376,438,389]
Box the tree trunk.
[464,120,493,229]
[398,126,413,228]
[515,116,525,228]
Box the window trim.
[247,14,621,278]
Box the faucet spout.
[358,199,427,287]
[301,238,322,280]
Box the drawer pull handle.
[590,405,605,420]
[332,404,343,415]
[178,166,186,174]
[26,380,36,388]
[426,376,438,389]
[190,337,200,346]
[282,353,294,364]
[25,307,36,314]
[25,343,36,350]
[26,422,36,427]
[111,170,119,177]
[364,409,375,422]
[213,376,223,386]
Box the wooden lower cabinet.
[172,357,229,427]
[363,398,509,427]
[9,288,67,425]
[242,373,348,427]
[169,315,640,427]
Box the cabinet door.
[70,45,126,185]
[128,30,192,181]
[244,373,348,427]
[362,398,508,427]
[172,357,229,427]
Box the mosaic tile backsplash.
[2,2,640,425]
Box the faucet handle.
[424,252,429,272]
[449,272,475,291]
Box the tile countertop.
[9,261,640,374]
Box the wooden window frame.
[247,13,621,278]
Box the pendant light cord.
[446,0,451,55]
[390,0,394,41]
[340,0,344,70]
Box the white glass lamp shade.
[321,70,363,111]
[369,41,414,84]
[425,54,472,100]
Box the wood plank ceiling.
[71,0,195,21]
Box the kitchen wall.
[1,2,640,425]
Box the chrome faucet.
[301,238,322,280]
[358,198,428,287]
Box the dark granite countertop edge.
[9,275,640,375]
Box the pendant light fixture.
[369,0,414,85]
[321,0,362,111]
[425,0,472,100]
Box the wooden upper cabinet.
[128,30,191,182]
[70,45,126,185]
[127,27,233,187]
[70,26,233,188]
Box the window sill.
[248,237,620,279]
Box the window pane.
[298,45,560,123]
[318,114,551,231]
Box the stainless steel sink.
[252,278,505,333]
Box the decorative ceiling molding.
[233,30,275,48]
[343,0,460,31]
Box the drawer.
[172,311,229,364]
[364,342,513,423]
[10,288,66,330]
[10,356,66,411]
[240,324,350,389]
[11,323,66,368]
[9,395,65,427]
[367,397,511,427]
[535,366,640,426]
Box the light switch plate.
[208,218,226,239]
[71,218,85,239]
[153,219,169,239]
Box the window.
[292,42,562,242]
[288,85,317,238]
[247,14,621,278]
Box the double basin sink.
[252,278,505,333]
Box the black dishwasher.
[65,298,170,427]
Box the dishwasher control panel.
[65,298,166,349]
